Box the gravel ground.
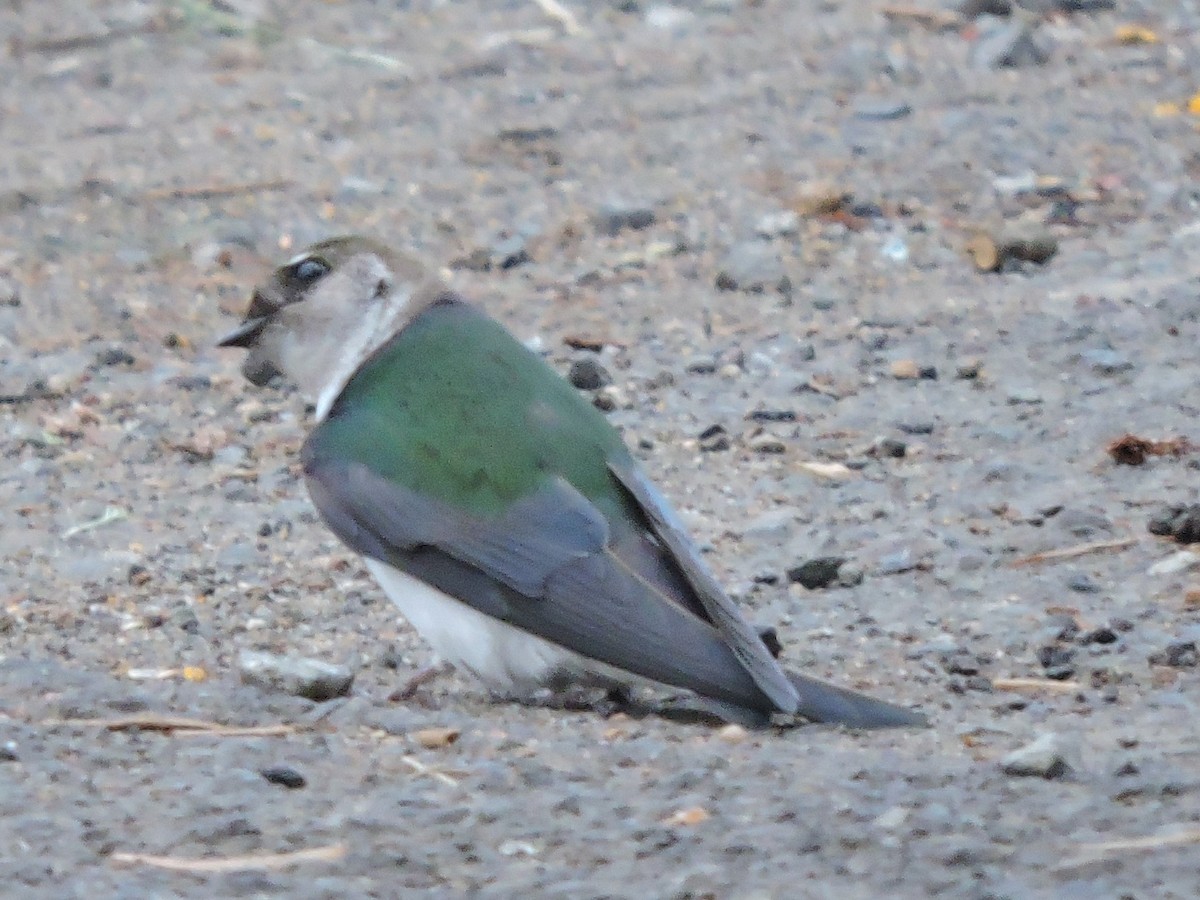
[3,1,1200,897]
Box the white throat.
[312,299,406,421]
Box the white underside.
[365,559,634,695]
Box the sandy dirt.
[3,1,1200,896]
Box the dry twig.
[1010,537,1136,567]
[1056,828,1200,872]
[401,755,460,787]
[880,5,962,30]
[992,677,1081,694]
[111,844,346,872]
[143,179,292,202]
[53,714,297,737]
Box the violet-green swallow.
[218,236,925,728]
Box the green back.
[309,301,636,522]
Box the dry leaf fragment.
[413,727,461,749]
[1114,24,1158,45]
[662,806,711,827]
[1107,433,1195,466]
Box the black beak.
[216,316,268,348]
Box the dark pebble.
[1081,626,1118,646]
[493,235,530,270]
[1150,640,1198,668]
[786,557,846,590]
[594,202,657,237]
[758,627,783,658]
[1066,573,1099,593]
[747,409,796,423]
[875,438,907,458]
[943,652,980,676]
[95,346,136,367]
[1037,645,1074,670]
[897,421,934,436]
[568,357,612,391]
[170,375,212,391]
[381,646,404,670]
[260,766,306,789]
[698,424,730,452]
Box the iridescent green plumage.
[310,300,637,525]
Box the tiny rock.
[717,723,749,744]
[787,557,846,590]
[1001,733,1071,779]
[890,359,921,380]
[238,650,354,701]
[747,432,787,454]
[567,357,612,391]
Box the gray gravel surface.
[3,1,1200,897]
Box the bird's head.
[218,236,429,418]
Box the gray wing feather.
[606,457,800,713]
[608,458,928,728]
[321,462,606,597]
[304,458,773,711]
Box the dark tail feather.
[785,670,927,729]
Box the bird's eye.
[292,257,330,283]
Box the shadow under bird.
[218,236,925,729]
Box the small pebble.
[717,723,748,744]
[698,424,730,452]
[260,766,306,789]
[594,201,657,236]
[238,650,354,701]
[786,557,846,590]
[747,432,786,454]
[1001,733,1071,779]
[567,357,612,391]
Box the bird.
[218,236,925,729]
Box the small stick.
[111,844,346,872]
[52,714,296,737]
[880,5,962,30]
[401,755,459,787]
[992,677,1081,694]
[1010,537,1137,567]
[1056,828,1200,871]
[143,179,292,202]
[10,21,160,56]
